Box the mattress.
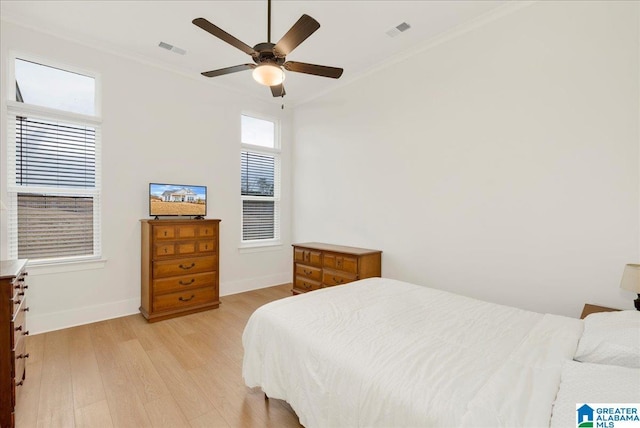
[242,277,584,427]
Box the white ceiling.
[0,1,508,105]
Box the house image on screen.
[161,188,197,203]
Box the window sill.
[238,242,284,254]
[27,258,107,276]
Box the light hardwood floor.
[15,284,303,428]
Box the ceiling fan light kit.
[253,63,285,86]
[193,0,343,97]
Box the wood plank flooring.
[15,284,303,428]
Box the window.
[240,114,280,244]
[6,57,101,263]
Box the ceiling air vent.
[386,22,411,38]
[158,41,186,55]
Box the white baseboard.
[27,272,291,334]
[28,272,291,334]
[29,297,140,335]
[220,272,290,296]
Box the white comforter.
[242,278,583,427]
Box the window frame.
[240,112,281,248]
[5,52,103,266]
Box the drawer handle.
[179,263,195,270]
[17,353,29,359]
[304,269,313,275]
[179,295,195,302]
[15,326,22,332]
[179,279,195,286]
[303,282,311,290]
[18,292,25,296]
[23,307,29,312]
[333,277,344,285]
[23,331,30,336]
[16,380,24,387]
[14,299,21,305]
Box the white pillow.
[574,310,640,368]
[550,360,640,428]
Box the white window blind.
[240,114,280,244]
[15,116,96,188]
[16,194,95,259]
[7,57,101,263]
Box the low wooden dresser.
[140,219,221,322]
[1,259,29,428]
[580,303,620,319]
[292,242,382,294]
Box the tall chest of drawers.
[292,243,382,294]
[140,219,221,322]
[1,259,29,428]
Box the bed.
[242,277,640,427]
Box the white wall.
[292,1,640,317]
[0,21,292,333]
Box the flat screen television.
[149,183,207,217]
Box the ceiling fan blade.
[193,18,256,56]
[284,61,343,79]
[270,84,286,97]
[273,14,320,56]
[201,64,256,78]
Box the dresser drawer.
[295,264,322,281]
[197,239,216,253]
[294,248,322,267]
[323,253,358,274]
[294,276,322,293]
[11,298,28,350]
[14,337,27,401]
[176,224,197,239]
[153,272,216,294]
[154,242,176,258]
[11,292,25,318]
[322,270,357,287]
[153,256,217,278]
[153,286,217,312]
[154,225,176,240]
[198,224,215,238]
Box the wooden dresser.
[1,259,29,428]
[140,219,221,322]
[580,303,620,319]
[292,242,382,294]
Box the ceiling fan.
[193,0,343,98]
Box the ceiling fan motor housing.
[252,42,285,65]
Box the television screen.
[149,183,207,217]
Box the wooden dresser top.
[0,259,28,280]
[293,242,382,256]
